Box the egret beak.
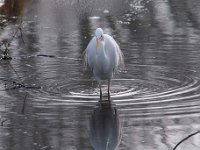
[96,38,99,53]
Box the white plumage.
[84,28,124,99]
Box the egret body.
[84,28,124,99]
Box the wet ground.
[0,0,200,150]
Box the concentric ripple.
[23,55,200,120]
[2,52,200,120]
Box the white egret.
[84,28,124,99]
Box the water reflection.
[89,96,121,150]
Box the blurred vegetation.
[0,0,25,17]
[0,0,25,59]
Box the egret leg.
[99,83,102,101]
[108,80,110,101]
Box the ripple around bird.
[23,58,200,120]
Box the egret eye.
[100,35,103,40]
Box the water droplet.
[89,16,100,20]
[103,9,109,14]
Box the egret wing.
[104,34,124,71]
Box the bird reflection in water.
[89,96,122,150]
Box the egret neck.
[96,38,99,53]
[96,40,110,78]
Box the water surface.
[0,0,200,150]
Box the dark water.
[1,0,200,150]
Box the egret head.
[95,28,104,50]
[95,28,104,41]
